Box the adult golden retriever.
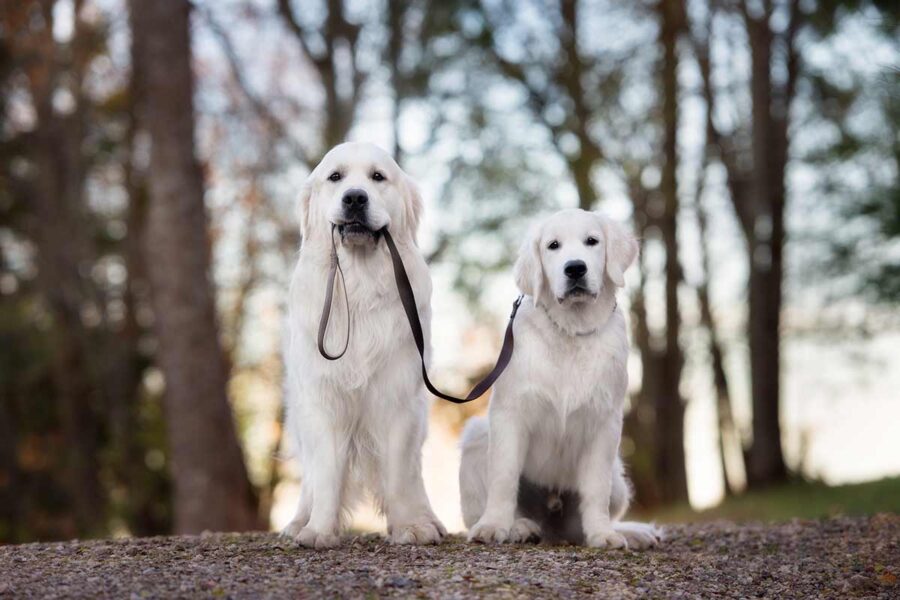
[282,143,444,548]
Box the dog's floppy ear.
[513,223,544,299]
[600,216,638,287]
[402,173,424,242]
[296,174,314,242]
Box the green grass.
[643,476,900,523]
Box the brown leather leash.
[317,225,523,404]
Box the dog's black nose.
[564,260,588,280]
[342,188,368,209]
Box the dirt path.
[1,515,897,598]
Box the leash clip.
[510,294,524,319]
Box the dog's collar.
[537,299,618,338]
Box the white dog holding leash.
[282,142,445,548]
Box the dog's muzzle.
[560,261,597,302]
[336,188,376,241]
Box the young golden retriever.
[460,209,661,549]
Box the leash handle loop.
[316,224,351,360]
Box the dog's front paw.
[615,522,662,550]
[509,518,541,543]
[468,519,513,544]
[586,528,627,549]
[389,519,445,545]
[294,526,341,549]
[280,517,308,539]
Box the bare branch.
[199,6,311,167]
[783,0,803,107]
[275,0,327,67]
[688,9,754,238]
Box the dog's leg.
[281,479,312,538]
[607,459,661,549]
[382,405,445,545]
[292,408,348,549]
[459,416,544,541]
[468,412,525,543]
[576,417,627,549]
[608,457,631,521]
[280,396,314,538]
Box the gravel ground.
[1,515,897,599]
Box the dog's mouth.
[336,220,378,242]
[559,285,597,303]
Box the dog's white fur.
[282,142,444,548]
[459,208,661,549]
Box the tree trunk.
[387,0,406,161]
[623,175,663,507]
[570,157,597,210]
[654,0,688,504]
[23,0,106,535]
[699,2,791,489]
[744,10,788,487]
[559,0,602,209]
[0,379,23,541]
[130,0,260,533]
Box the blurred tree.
[0,0,170,542]
[691,0,898,488]
[800,21,899,303]
[277,0,366,156]
[820,72,900,301]
[477,0,606,209]
[9,0,105,535]
[129,0,261,534]
[692,0,799,487]
[655,0,689,504]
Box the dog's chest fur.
[505,304,628,415]
[492,303,629,488]
[289,242,431,393]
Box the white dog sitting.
[459,208,661,549]
[282,142,445,548]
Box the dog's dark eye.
[371,171,385,182]
[328,172,342,182]
[585,236,599,246]
[547,240,560,250]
